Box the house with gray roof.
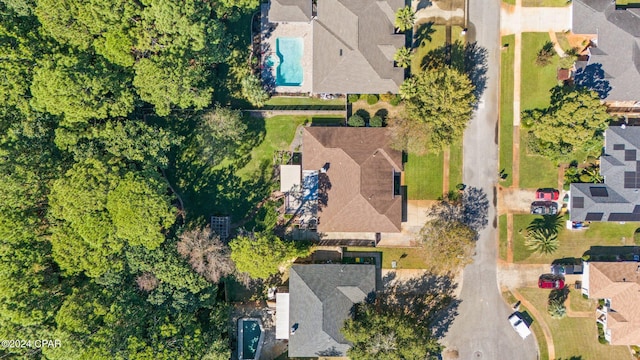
[264,0,405,94]
[282,264,376,357]
[570,126,640,222]
[572,0,640,109]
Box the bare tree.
[177,226,234,283]
[136,272,159,292]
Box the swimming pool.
[275,37,303,86]
[237,318,264,360]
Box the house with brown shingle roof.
[301,127,403,234]
[582,261,640,344]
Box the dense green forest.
[0,0,263,358]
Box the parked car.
[536,188,560,201]
[530,201,558,215]
[508,313,531,339]
[538,275,565,289]
[551,263,583,275]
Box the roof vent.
[621,124,627,129]
[339,49,343,56]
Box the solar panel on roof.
[624,172,637,188]
[589,187,608,197]
[573,197,584,208]
[626,149,637,161]
[585,212,604,221]
[614,144,625,150]
[608,213,640,222]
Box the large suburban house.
[570,126,640,222]
[582,261,640,344]
[276,264,376,357]
[280,127,404,237]
[572,0,640,111]
[262,0,405,94]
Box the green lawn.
[519,133,559,189]
[521,32,561,111]
[503,0,516,4]
[264,96,344,106]
[502,291,549,360]
[411,24,465,75]
[518,288,631,360]
[500,35,515,187]
[346,247,426,269]
[405,151,444,200]
[513,214,640,263]
[569,287,596,313]
[449,141,463,190]
[236,116,308,179]
[522,0,570,6]
[499,214,508,261]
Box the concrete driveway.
[500,3,572,35]
[440,0,538,358]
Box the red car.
[536,188,560,201]
[538,276,565,289]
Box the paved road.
[441,0,538,358]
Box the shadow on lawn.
[166,113,273,225]
[380,271,460,339]
[419,40,489,100]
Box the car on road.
[536,188,559,201]
[538,275,565,289]
[530,201,558,215]
[508,313,531,339]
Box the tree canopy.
[526,87,610,161]
[230,232,311,280]
[395,67,476,153]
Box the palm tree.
[394,6,415,32]
[579,164,603,183]
[525,228,559,255]
[548,299,566,319]
[527,215,563,236]
[393,47,411,68]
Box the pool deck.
[237,318,265,360]
[261,4,313,94]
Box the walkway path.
[512,288,556,360]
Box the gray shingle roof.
[312,0,405,94]
[570,126,640,221]
[573,0,640,101]
[288,264,376,358]
[268,0,312,22]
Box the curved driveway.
[441,0,538,358]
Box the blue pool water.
[275,37,303,86]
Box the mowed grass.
[503,0,516,4]
[236,116,308,179]
[523,0,570,6]
[411,24,464,75]
[346,246,426,269]
[521,32,561,111]
[518,288,631,360]
[405,151,444,200]
[502,291,549,360]
[264,96,344,106]
[518,32,562,189]
[512,214,640,263]
[569,287,596,313]
[500,35,515,187]
[499,214,508,261]
[449,141,463,190]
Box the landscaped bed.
[512,214,640,263]
[517,287,631,360]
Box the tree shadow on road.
[380,271,460,339]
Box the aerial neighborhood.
[4,0,640,359]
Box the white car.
[508,313,532,339]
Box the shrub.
[380,93,394,102]
[369,115,383,127]
[359,94,368,100]
[535,41,556,67]
[389,95,401,106]
[354,109,370,121]
[348,94,360,103]
[348,114,365,127]
[366,94,379,105]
